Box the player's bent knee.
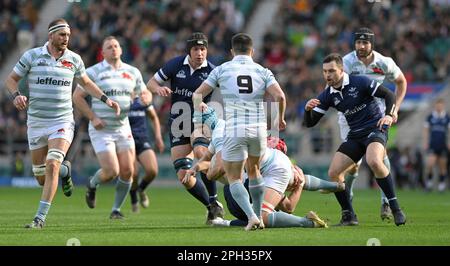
[46,149,65,163]
[173,157,193,173]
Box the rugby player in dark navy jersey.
[128,93,165,213]
[423,98,450,192]
[146,32,224,223]
[303,53,406,226]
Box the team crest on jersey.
[176,70,186,79]
[199,72,209,81]
[372,66,385,75]
[37,59,49,66]
[60,60,74,70]
[333,97,341,106]
[122,72,133,80]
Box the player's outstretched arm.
[73,85,105,130]
[302,99,324,127]
[266,83,287,130]
[5,71,27,111]
[392,72,407,123]
[146,77,172,97]
[147,106,165,153]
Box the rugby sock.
[89,169,102,189]
[59,163,69,178]
[229,181,256,220]
[376,174,400,211]
[112,178,132,211]
[230,219,247,226]
[267,212,314,228]
[380,157,391,204]
[200,172,218,204]
[187,178,210,206]
[304,175,339,191]
[345,172,358,201]
[129,189,138,205]
[35,201,51,221]
[439,175,446,183]
[334,190,354,213]
[248,177,265,217]
[138,179,151,192]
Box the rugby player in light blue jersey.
[194,33,286,231]
[5,18,120,229]
[73,36,149,219]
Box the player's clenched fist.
[305,99,321,111]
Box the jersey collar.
[432,110,447,119]
[42,41,68,59]
[232,55,253,62]
[329,72,350,94]
[101,59,123,70]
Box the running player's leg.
[136,148,158,207]
[330,140,362,226]
[172,144,211,220]
[425,152,437,190]
[366,141,406,226]
[111,147,134,218]
[438,151,448,191]
[26,138,70,228]
[129,160,140,212]
[246,136,266,226]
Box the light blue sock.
[248,177,265,217]
[112,178,132,212]
[35,201,51,221]
[229,181,256,220]
[112,178,132,211]
[267,211,314,228]
[304,175,339,191]
[89,169,103,189]
[381,157,390,204]
[345,172,358,200]
[59,163,68,178]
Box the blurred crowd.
[262,0,450,122]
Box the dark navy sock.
[200,172,218,204]
[334,190,354,213]
[187,179,210,207]
[439,175,446,182]
[129,189,138,205]
[138,179,151,192]
[376,174,400,211]
[230,219,248,227]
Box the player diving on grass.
[183,107,345,228]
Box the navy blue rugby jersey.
[313,73,383,138]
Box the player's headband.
[187,38,208,48]
[354,32,374,45]
[48,24,70,34]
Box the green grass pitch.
[1,186,449,246]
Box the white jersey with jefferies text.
[13,42,86,127]
[85,60,145,131]
[338,50,402,140]
[204,55,277,137]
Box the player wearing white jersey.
[5,19,120,229]
[340,28,407,221]
[73,36,149,219]
[184,109,340,228]
[194,33,286,231]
